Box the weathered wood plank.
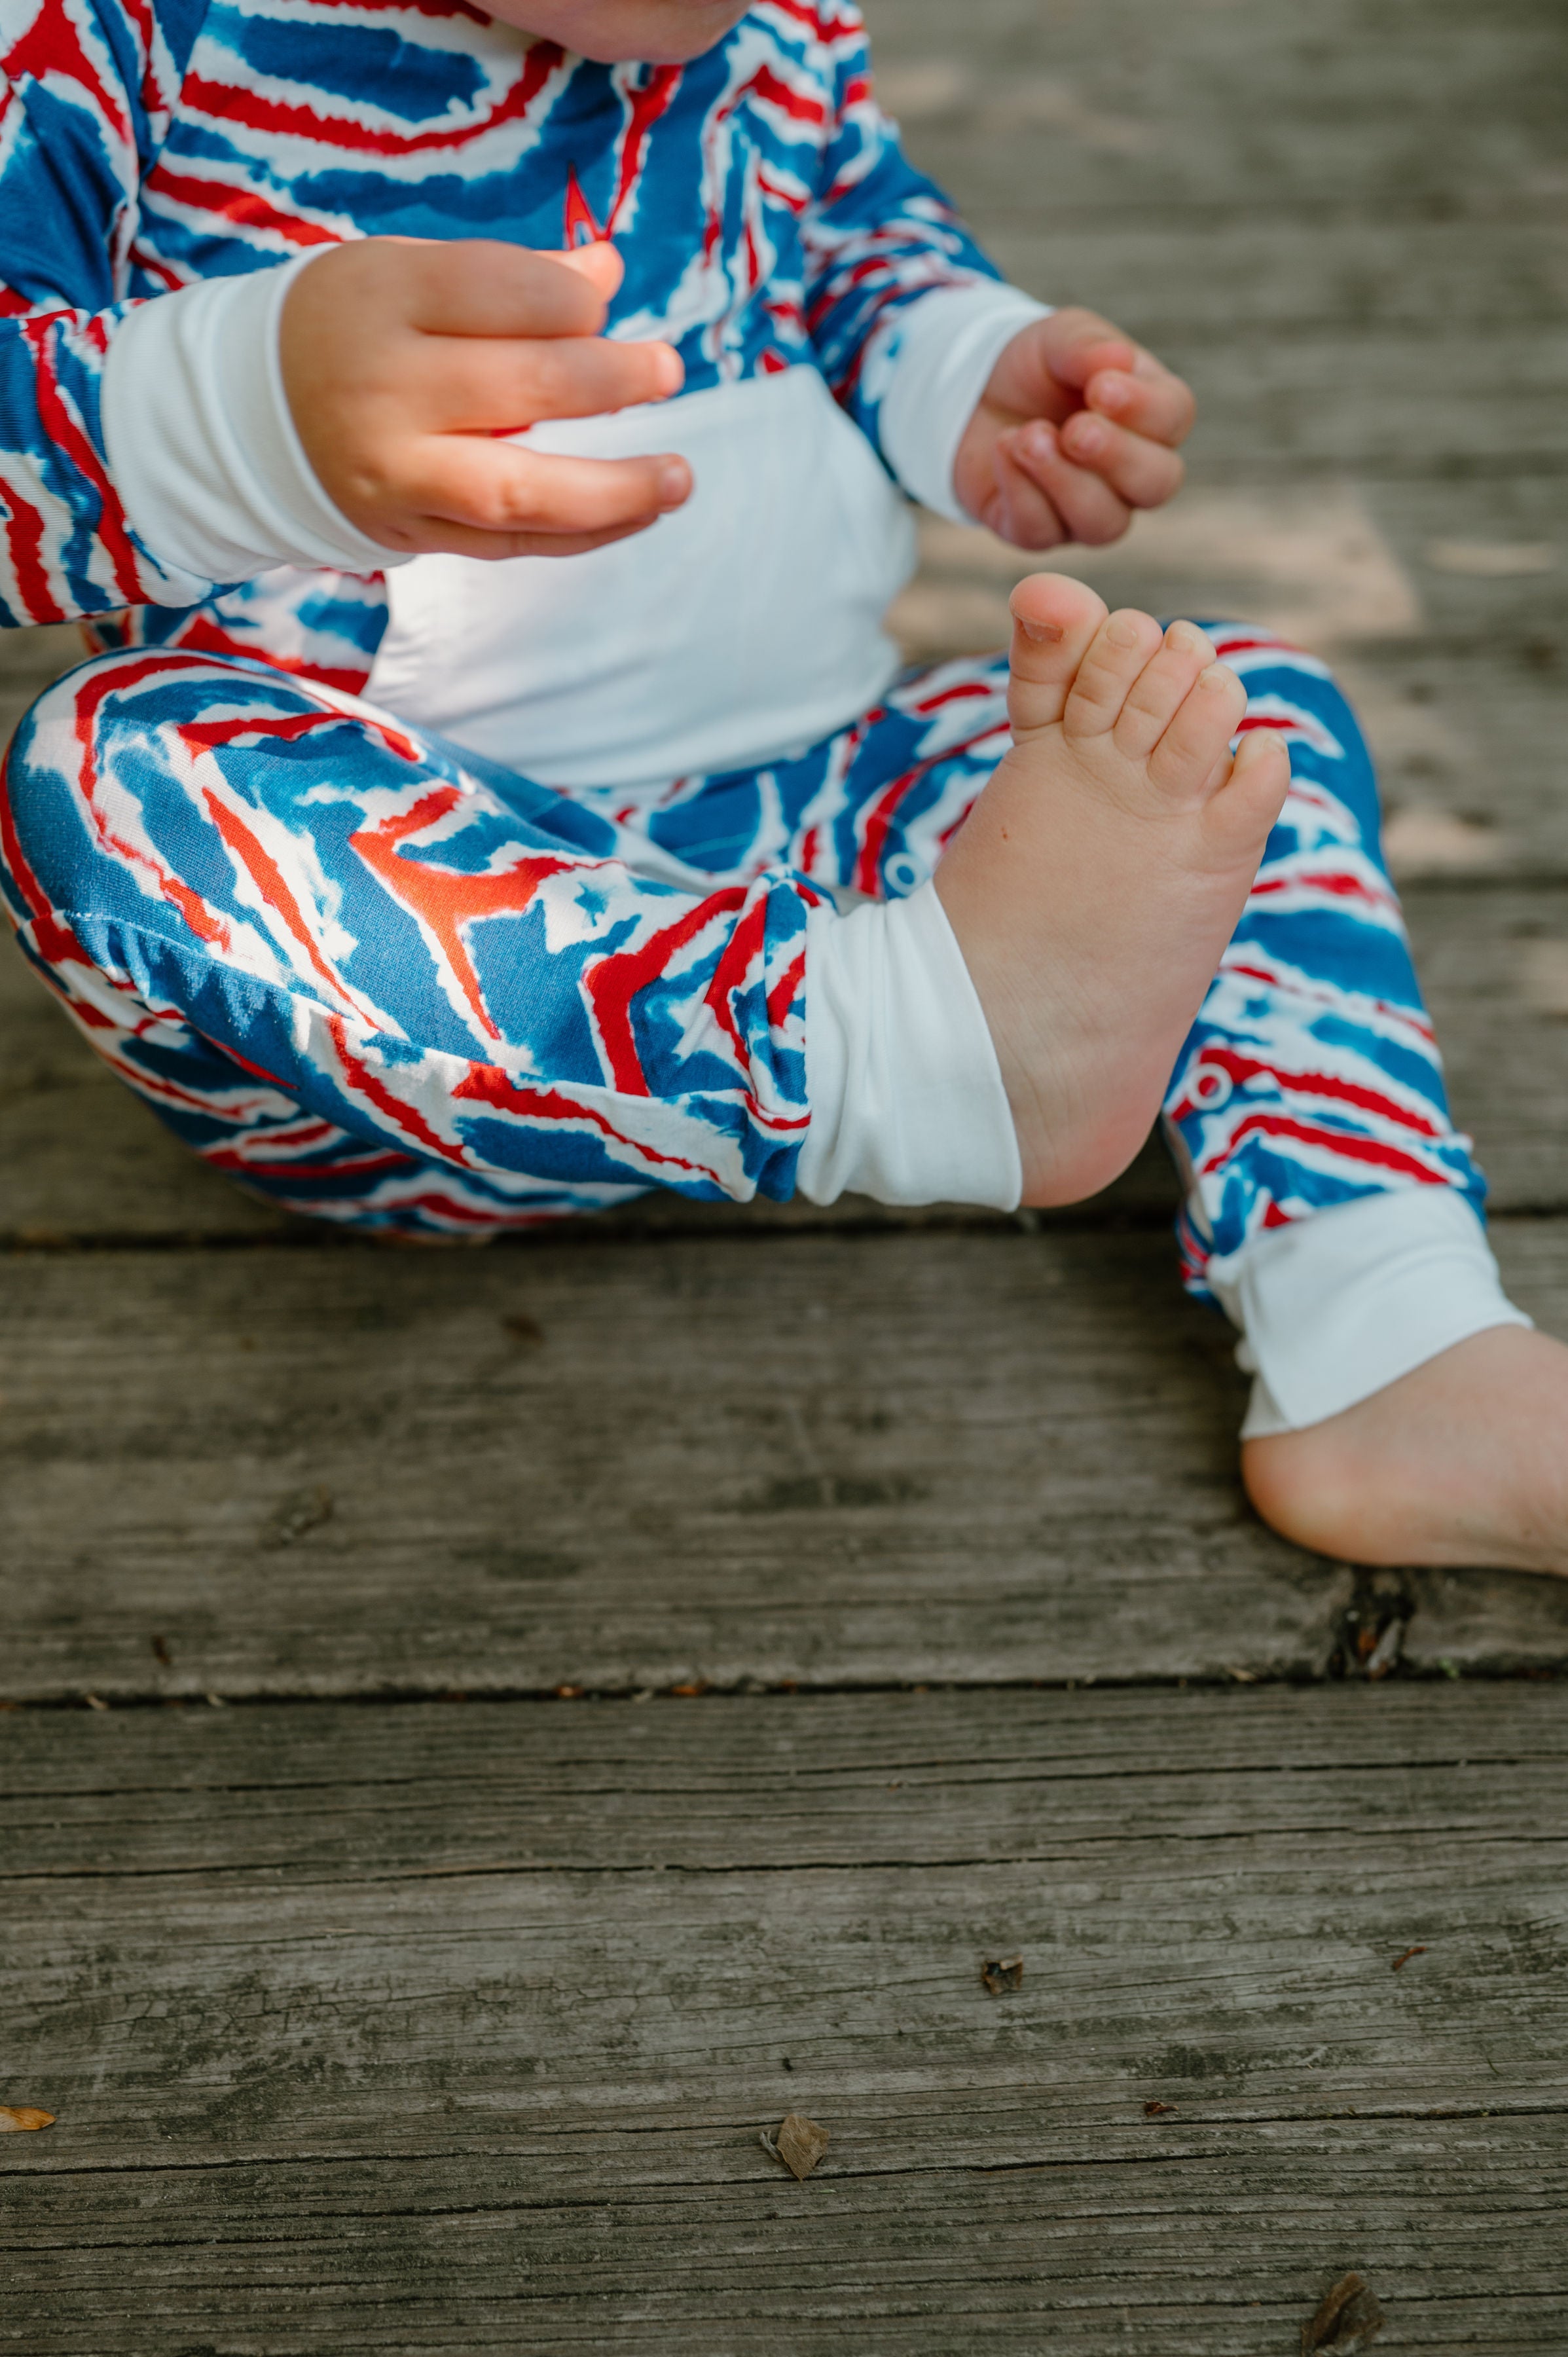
[4,1680,1565,1878]
[3,1686,1565,2349]
[3,1221,1567,1700]
[5,2126,1564,2353]
[0,1225,1306,1697]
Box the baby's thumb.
[558,240,625,303]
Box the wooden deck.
[3,1,1567,2347]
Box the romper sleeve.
[799,9,1051,523]
[0,0,217,621]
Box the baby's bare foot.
[936,575,1290,1204]
[1243,1325,1568,1574]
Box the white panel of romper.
[367,365,917,794]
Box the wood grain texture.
[5,1678,1566,1878]
[2,1686,1565,2350]
[3,1221,1567,1702]
[5,2129,1564,2354]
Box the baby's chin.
[481,0,751,64]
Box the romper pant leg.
[1162,626,1486,1301]
[0,649,819,1235]
[609,642,1485,1268]
[3,635,1488,1257]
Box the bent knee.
[1,645,298,928]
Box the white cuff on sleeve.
[1205,1186,1533,1438]
[873,281,1053,522]
[100,259,404,599]
[796,879,1022,1209]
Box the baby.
[1,0,1564,1571]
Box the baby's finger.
[1083,359,1196,450]
[416,330,683,431]
[405,238,617,340]
[401,516,657,562]
[1054,412,1186,510]
[555,240,625,303]
[388,439,691,547]
[1006,422,1133,549]
[984,433,1071,549]
[1031,310,1139,393]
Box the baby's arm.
[0,0,691,625]
[0,0,199,623]
[799,17,1192,549]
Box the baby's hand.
[280,238,691,559]
[952,309,1194,549]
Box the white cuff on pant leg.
[1203,1187,1534,1438]
[795,880,1023,1209]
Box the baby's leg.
[1245,1327,1568,1573]
[633,583,1285,1213]
[1,649,822,1236]
[761,598,1568,1575]
[1162,626,1568,1575]
[932,576,1291,1202]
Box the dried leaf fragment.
[1303,2271,1385,2352]
[1391,1945,1428,1972]
[767,2111,830,2180]
[981,1954,1024,1995]
[500,1311,545,1347]
[1142,2100,1175,2117]
[0,2106,55,2132]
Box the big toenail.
[1017,617,1065,644]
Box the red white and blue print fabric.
[0,0,1487,1258]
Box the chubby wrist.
[100,258,405,594]
[872,283,1053,522]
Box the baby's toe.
[1211,724,1292,847]
[1006,574,1110,737]
[1059,607,1167,742]
[1146,660,1248,800]
[1110,621,1217,759]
